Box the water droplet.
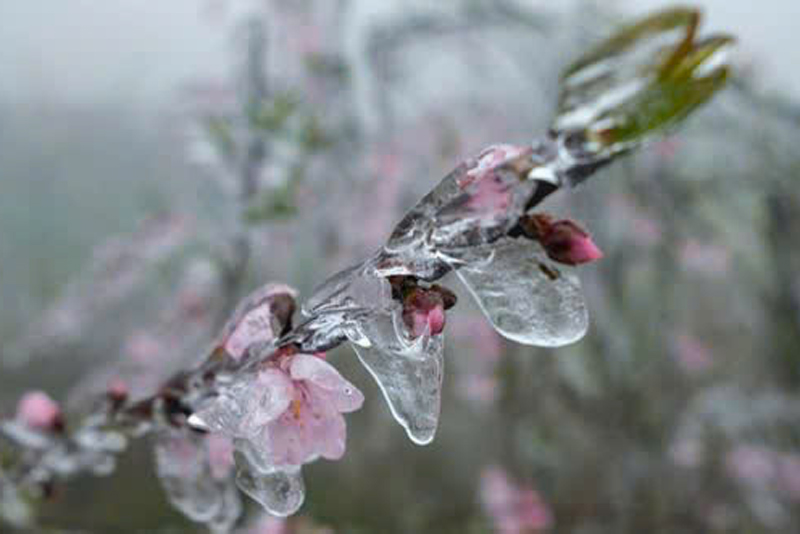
[455,237,588,347]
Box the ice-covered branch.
[0,7,732,531]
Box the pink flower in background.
[607,193,662,246]
[679,239,731,276]
[654,136,680,160]
[458,375,499,406]
[669,438,705,468]
[247,515,288,534]
[725,445,776,485]
[452,316,503,362]
[451,316,503,406]
[480,466,553,534]
[16,391,62,431]
[671,333,714,375]
[124,331,164,365]
[778,454,800,501]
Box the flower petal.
[289,354,364,413]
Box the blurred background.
[1,0,799,532]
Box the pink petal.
[248,369,295,427]
[220,284,297,360]
[16,390,61,431]
[259,387,349,467]
[224,305,277,360]
[427,305,446,336]
[289,354,364,413]
[465,175,512,216]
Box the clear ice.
[455,237,588,347]
[154,430,241,528]
[351,310,444,445]
[234,446,305,517]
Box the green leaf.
[553,7,734,157]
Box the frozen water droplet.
[234,453,305,517]
[350,309,444,445]
[207,482,242,534]
[455,237,588,347]
[154,430,227,524]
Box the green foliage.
[555,7,733,155]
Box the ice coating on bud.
[456,237,588,346]
[296,262,447,445]
[350,308,445,445]
[480,466,554,534]
[218,283,298,360]
[15,391,61,431]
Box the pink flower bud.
[402,289,448,338]
[106,378,129,407]
[524,214,603,266]
[16,391,62,432]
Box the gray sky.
[0,0,797,107]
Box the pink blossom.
[16,390,62,431]
[458,375,498,406]
[480,466,553,534]
[124,331,164,364]
[247,515,289,534]
[256,352,363,466]
[526,215,603,266]
[672,333,714,375]
[200,350,364,469]
[654,136,680,160]
[679,239,730,276]
[725,445,777,485]
[452,316,502,362]
[777,454,800,501]
[219,284,298,360]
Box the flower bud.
[16,390,63,432]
